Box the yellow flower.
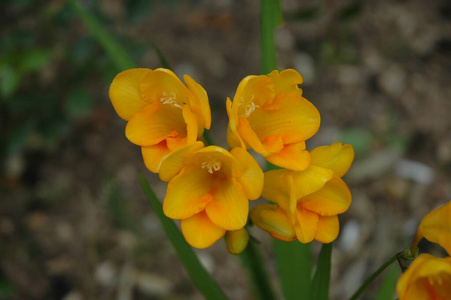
[225,228,249,255]
[411,201,451,256]
[109,68,211,173]
[159,141,263,248]
[251,143,354,243]
[396,253,451,300]
[226,69,320,171]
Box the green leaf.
[375,264,400,300]
[0,64,20,98]
[260,0,282,74]
[274,241,313,300]
[138,174,228,300]
[19,49,52,72]
[311,243,333,300]
[66,89,93,119]
[67,0,136,71]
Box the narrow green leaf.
[375,264,400,300]
[260,0,282,74]
[67,0,136,70]
[274,241,313,300]
[138,174,228,300]
[240,240,277,300]
[311,243,333,300]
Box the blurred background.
[1,0,451,299]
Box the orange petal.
[265,141,311,171]
[250,204,297,242]
[159,141,204,182]
[230,147,264,200]
[182,105,199,144]
[315,215,339,243]
[181,211,226,249]
[310,142,355,177]
[412,201,451,256]
[262,169,293,211]
[141,141,170,173]
[232,75,275,114]
[184,74,211,130]
[225,228,249,254]
[205,178,248,231]
[109,68,152,120]
[125,102,186,146]
[226,97,246,149]
[268,69,303,96]
[163,166,213,219]
[294,206,319,243]
[140,68,192,107]
[247,93,320,145]
[291,166,334,200]
[300,176,352,216]
[237,117,268,155]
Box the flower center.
[160,91,182,108]
[240,95,259,117]
[201,159,221,174]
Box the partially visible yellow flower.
[109,68,211,173]
[159,141,263,248]
[225,228,249,255]
[226,69,320,171]
[396,253,451,300]
[251,143,354,243]
[411,201,451,256]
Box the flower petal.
[225,228,249,254]
[294,206,319,243]
[265,141,311,171]
[268,69,303,96]
[226,97,245,149]
[159,141,204,182]
[291,166,334,199]
[262,169,293,210]
[184,74,211,130]
[237,117,268,155]
[181,211,226,249]
[232,75,275,115]
[126,101,186,146]
[140,68,192,107]
[109,68,152,120]
[310,142,355,177]
[163,166,213,219]
[300,176,352,216]
[315,215,339,243]
[141,142,170,173]
[230,147,264,200]
[248,93,320,145]
[412,201,451,256]
[182,105,199,144]
[205,178,248,230]
[250,204,296,242]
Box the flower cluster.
[397,201,451,300]
[109,68,354,253]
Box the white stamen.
[239,95,259,117]
[201,160,221,174]
[160,91,182,108]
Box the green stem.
[260,0,282,74]
[240,239,277,300]
[348,252,400,300]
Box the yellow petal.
[182,105,199,144]
[268,69,303,96]
[159,141,204,182]
[163,166,213,219]
[109,68,152,120]
[315,215,339,243]
[247,93,320,145]
[265,141,311,171]
[226,97,246,149]
[294,206,319,243]
[184,74,211,130]
[205,178,248,231]
[300,176,352,216]
[237,117,268,155]
[141,142,170,173]
[291,166,334,200]
[250,204,297,242]
[225,228,249,255]
[181,211,226,249]
[232,75,275,116]
[412,201,451,256]
[262,169,293,211]
[230,147,264,200]
[125,102,186,146]
[396,254,451,300]
[140,68,192,107]
[310,142,355,177]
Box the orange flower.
[109,68,211,173]
[226,69,320,171]
[396,253,451,300]
[159,142,263,248]
[251,143,354,243]
[411,201,451,256]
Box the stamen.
[201,159,221,174]
[160,91,182,108]
[239,95,259,117]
